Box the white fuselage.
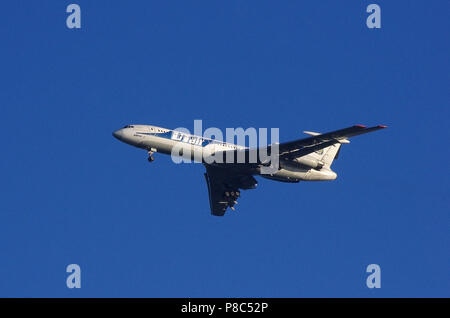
[113,124,337,182]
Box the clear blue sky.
[0,1,448,297]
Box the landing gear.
[224,190,240,211]
[147,149,156,163]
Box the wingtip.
[355,124,387,129]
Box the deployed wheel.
[147,149,155,163]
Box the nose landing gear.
[147,149,156,163]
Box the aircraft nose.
[113,129,124,140]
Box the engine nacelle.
[261,168,337,182]
[280,157,324,171]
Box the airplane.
[113,124,386,216]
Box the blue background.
[0,1,448,297]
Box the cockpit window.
[124,125,134,128]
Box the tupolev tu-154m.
[113,124,386,216]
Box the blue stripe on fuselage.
[135,131,239,148]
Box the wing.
[276,124,387,159]
[213,124,387,164]
[203,165,258,216]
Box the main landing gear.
[224,190,240,211]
